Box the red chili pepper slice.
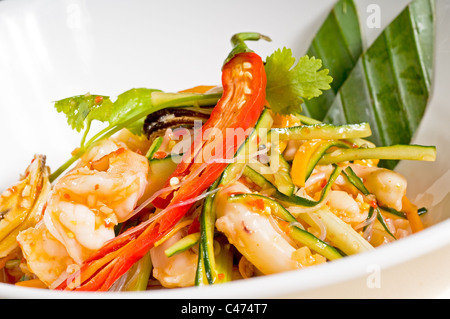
[56,50,267,292]
[187,218,201,235]
[152,151,167,159]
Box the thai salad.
[0,31,436,292]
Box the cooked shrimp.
[42,139,149,264]
[150,226,198,288]
[17,221,75,288]
[215,182,325,276]
[349,164,407,211]
[326,190,368,225]
[16,138,150,286]
[0,155,51,259]
[55,141,148,222]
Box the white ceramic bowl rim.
[1,218,449,299]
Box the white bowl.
[0,0,449,299]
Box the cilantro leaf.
[54,94,114,132]
[55,88,161,137]
[265,47,333,115]
[109,88,162,135]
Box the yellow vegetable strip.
[154,219,194,248]
[291,140,329,188]
[402,196,424,233]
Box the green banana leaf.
[309,0,435,169]
[302,0,363,120]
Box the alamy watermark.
[366,4,381,29]
[164,121,282,174]
[366,263,381,288]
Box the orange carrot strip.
[178,85,216,94]
[15,278,47,289]
[402,196,424,233]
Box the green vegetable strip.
[380,206,428,219]
[296,113,321,125]
[194,248,208,286]
[343,166,370,195]
[343,167,396,239]
[268,122,371,143]
[117,252,152,291]
[228,193,342,260]
[199,180,220,285]
[164,232,200,258]
[150,92,221,107]
[289,228,342,260]
[319,144,436,165]
[145,136,163,159]
[296,114,376,148]
[271,152,295,196]
[129,252,152,291]
[364,206,375,234]
[213,238,233,284]
[314,207,374,255]
[304,140,350,182]
[243,164,341,208]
